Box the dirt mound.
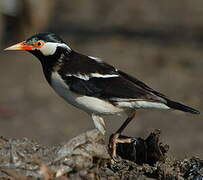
[0,129,202,180]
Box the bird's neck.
[30,48,71,84]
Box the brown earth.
[0,129,202,180]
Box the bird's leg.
[92,114,106,135]
[109,111,136,160]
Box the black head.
[5,32,71,62]
[26,32,65,44]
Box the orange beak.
[4,41,35,51]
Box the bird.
[4,32,200,158]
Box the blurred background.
[0,0,202,158]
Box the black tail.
[166,99,200,114]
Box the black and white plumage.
[5,32,200,136]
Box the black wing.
[57,51,164,102]
[55,51,200,114]
[117,70,167,98]
[62,75,161,100]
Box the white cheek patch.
[39,42,72,56]
[39,42,58,56]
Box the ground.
[0,129,202,180]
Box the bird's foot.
[108,133,134,163]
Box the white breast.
[51,72,123,115]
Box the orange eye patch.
[34,40,45,48]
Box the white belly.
[51,72,123,115]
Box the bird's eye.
[35,40,44,47]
